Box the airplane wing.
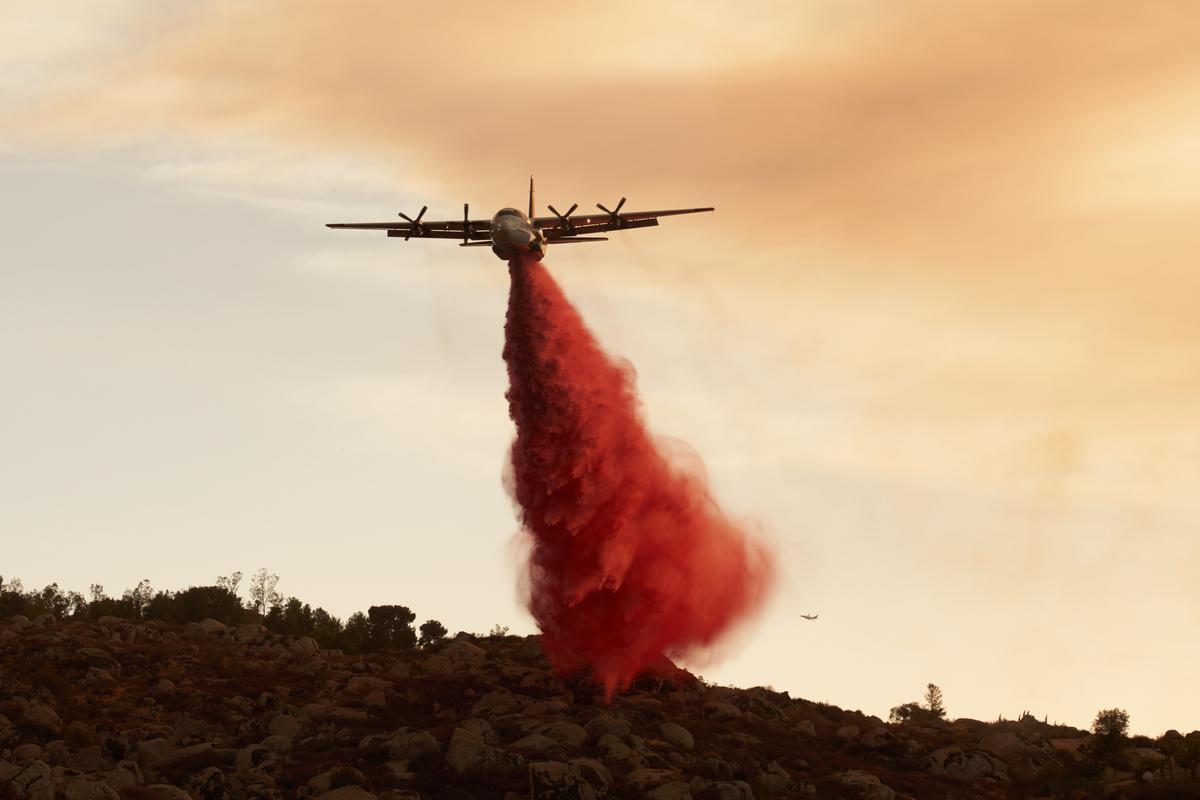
[327,204,493,242]
[326,220,493,241]
[534,203,714,239]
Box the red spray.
[503,256,774,697]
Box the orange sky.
[3,1,1199,733]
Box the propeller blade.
[415,205,428,223]
[615,197,626,213]
[565,203,578,217]
[463,203,470,244]
[597,203,612,215]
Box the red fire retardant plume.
[503,256,774,698]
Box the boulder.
[63,780,121,800]
[198,618,226,634]
[702,702,742,721]
[512,733,566,759]
[268,713,303,739]
[317,788,378,800]
[388,729,440,762]
[446,726,523,775]
[529,760,597,800]
[585,715,632,740]
[234,624,264,644]
[660,723,695,751]
[836,769,896,800]
[23,703,63,734]
[541,721,587,749]
[930,746,1010,783]
[836,724,860,741]
[424,640,487,676]
[794,720,816,736]
[648,783,692,800]
[626,768,680,791]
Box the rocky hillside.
[0,614,1194,799]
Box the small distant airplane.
[326,177,714,261]
[800,614,819,621]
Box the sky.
[2,1,1199,735]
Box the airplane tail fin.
[528,175,535,219]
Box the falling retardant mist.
[502,256,774,698]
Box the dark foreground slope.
[0,616,1194,799]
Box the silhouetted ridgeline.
[0,570,448,655]
[2,575,1199,799]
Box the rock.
[363,689,388,708]
[13,743,44,761]
[189,766,239,799]
[471,689,529,717]
[268,713,303,739]
[660,723,695,751]
[700,781,756,800]
[749,762,791,797]
[137,737,177,768]
[234,743,278,776]
[155,678,176,693]
[861,726,896,748]
[647,782,692,800]
[198,618,226,634]
[1125,747,1167,773]
[569,758,612,792]
[23,703,63,733]
[523,700,570,717]
[103,762,142,789]
[837,769,896,800]
[627,768,680,791]
[63,779,121,800]
[388,729,440,761]
[930,747,1010,783]
[317,788,378,800]
[702,702,742,721]
[385,661,412,680]
[26,778,56,800]
[70,745,111,773]
[142,786,195,800]
[794,720,816,736]
[234,624,264,644]
[345,675,391,696]
[0,761,21,782]
[446,726,523,775]
[292,636,320,652]
[529,760,597,800]
[261,734,292,753]
[13,760,52,792]
[512,733,565,759]
[423,639,487,676]
[585,715,632,740]
[541,721,587,749]
[836,724,860,741]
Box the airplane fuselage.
[490,207,546,261]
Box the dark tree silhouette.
[419,619,448,647]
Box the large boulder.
[445,726,523,775]
[660,723,695,751]
[930,746,1010,783]
[423,639,487,676]
[836,769,896,800]
[388,729,441,762]
[22,703,63,734]
[529,760,597,800]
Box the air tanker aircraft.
[327,177,713,261]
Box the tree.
[122,579,154,619]
[248,569,282,616]
[488,624,510,637]
[889,702,926,724]
[341,611,370,654]
[419,619,448,647]
[215,572,243,597]
[366,605,417,650]
[924,683,947,719]
[1092,708,1130,738]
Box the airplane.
[800,614,819,621]
[326,177,714,261]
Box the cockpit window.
[496,207,525,218]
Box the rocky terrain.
[0,614,1194,799]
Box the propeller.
[548,203,578,235]
[597,197,627,228]
[462,203,471,244]
[398,205,428,240]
